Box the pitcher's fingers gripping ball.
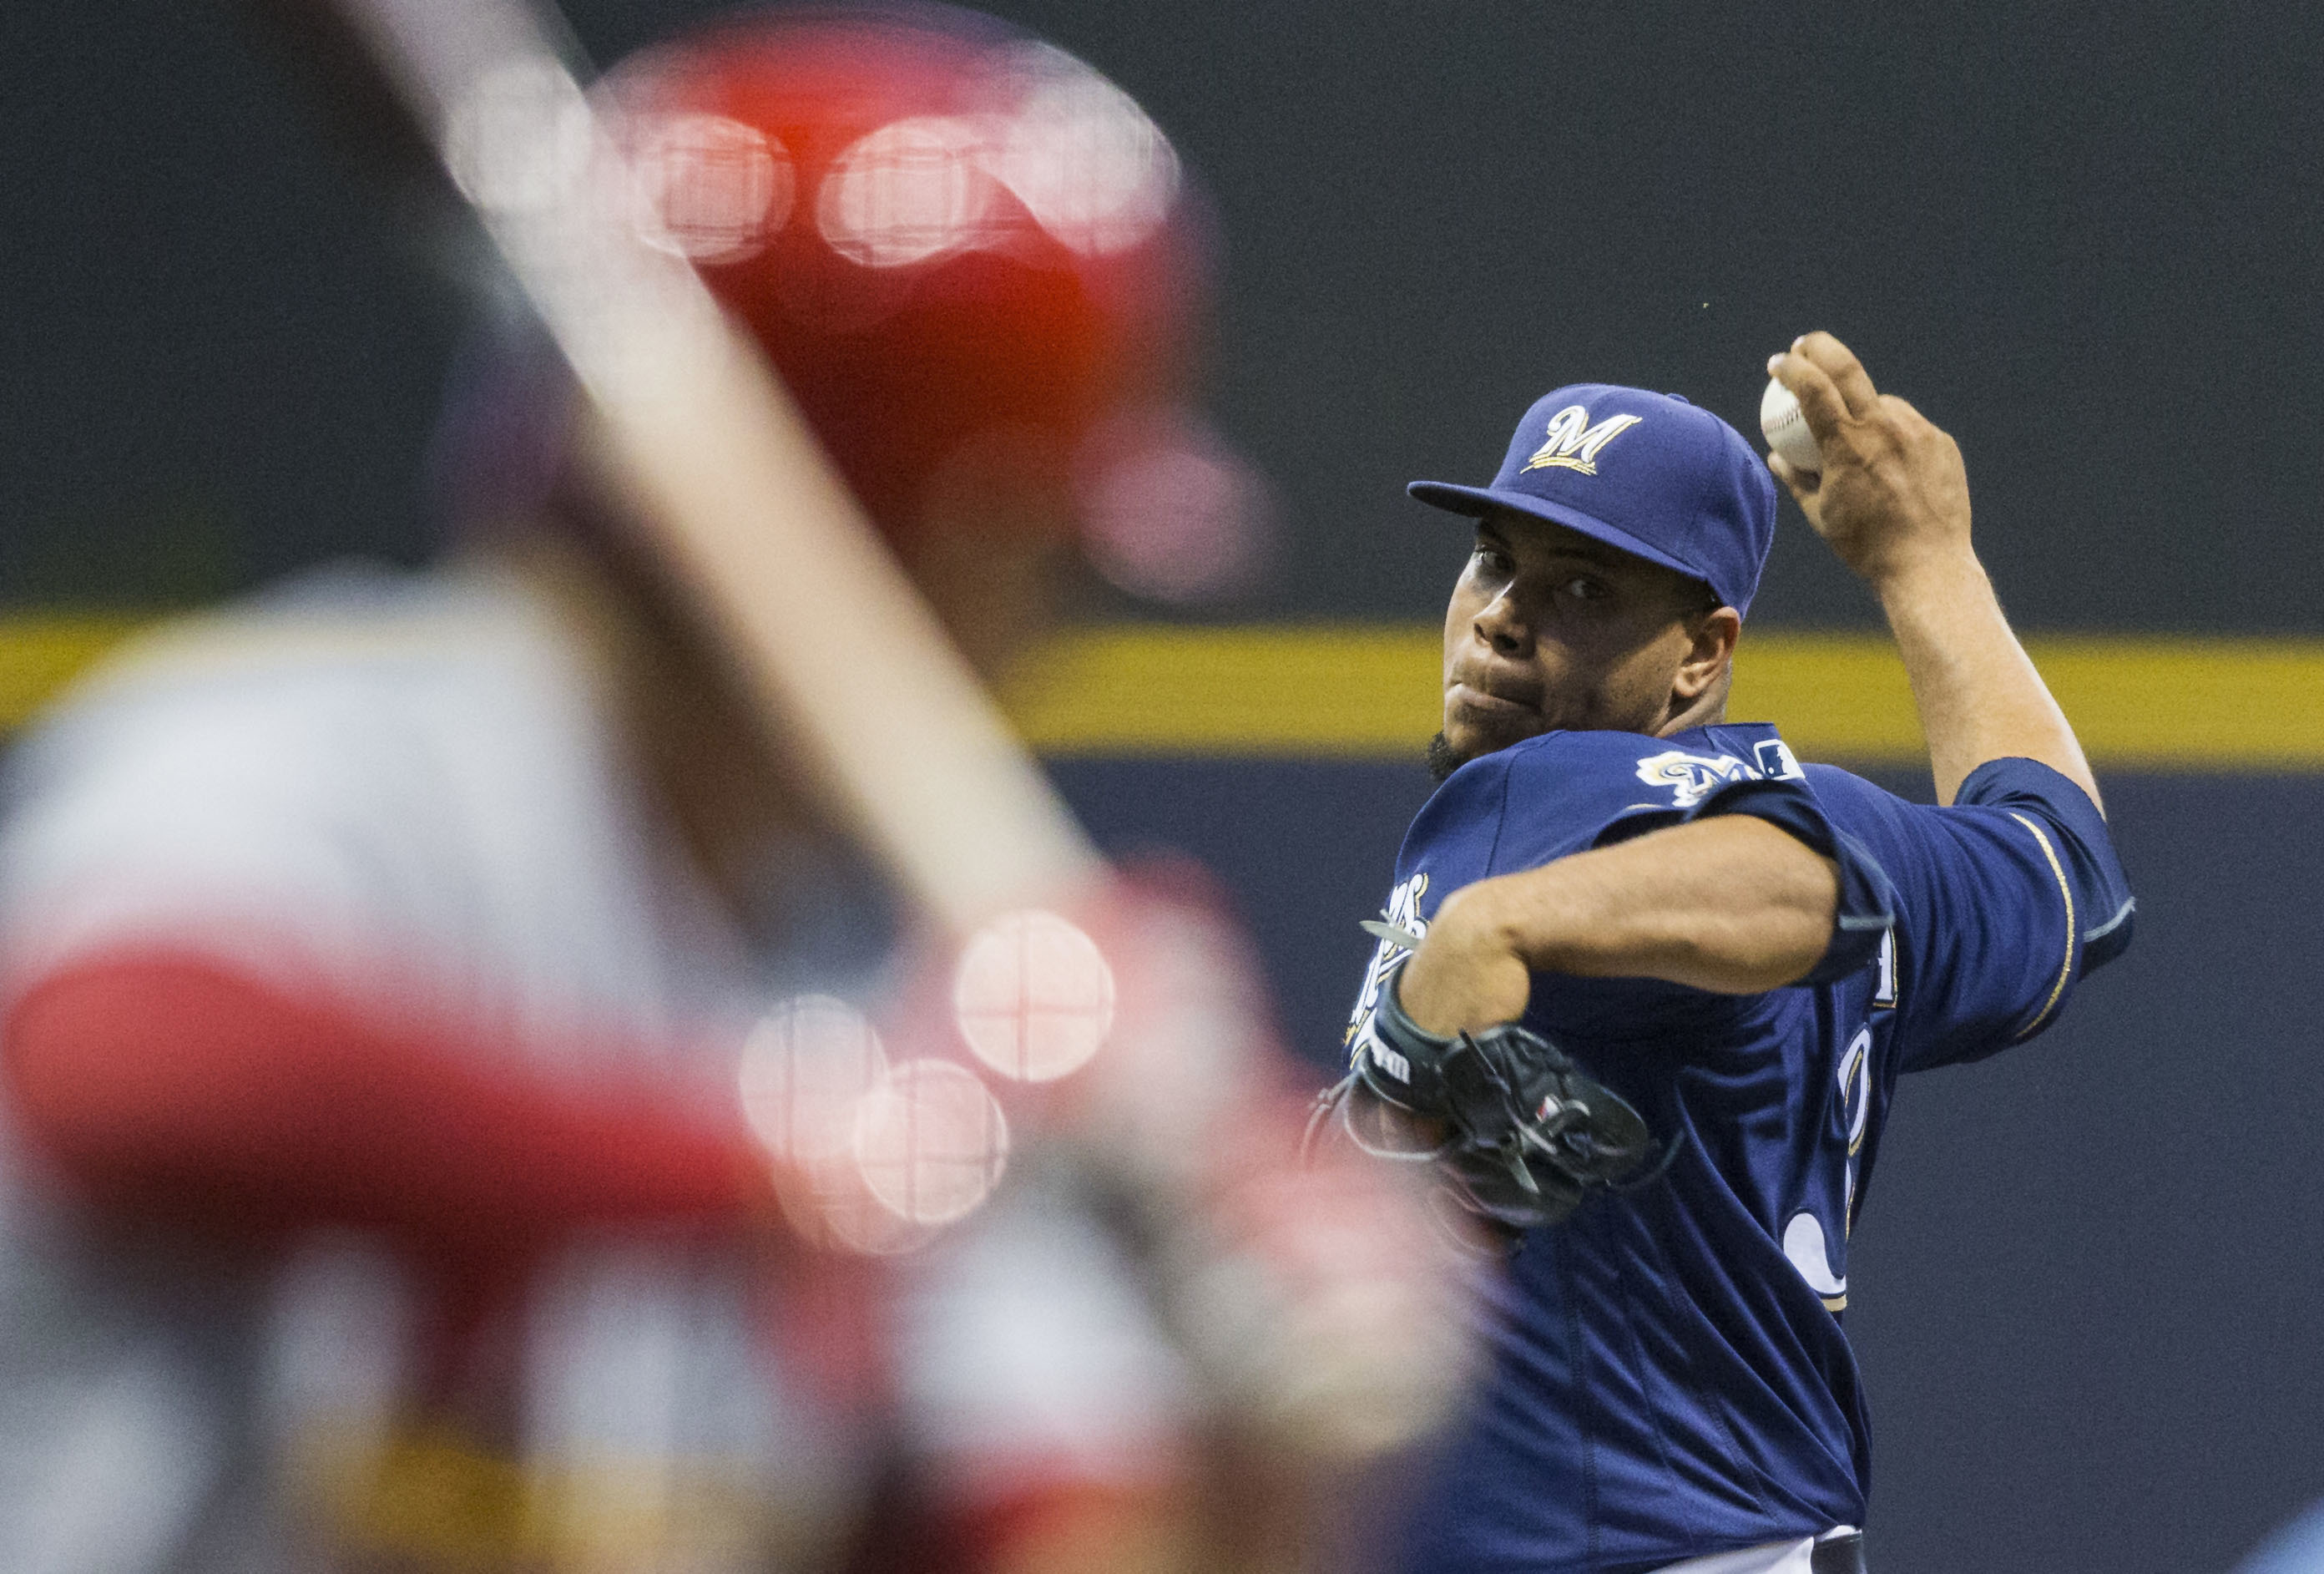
[1760,375,1821,475]
[1764,332,1975,582]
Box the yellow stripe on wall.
[0,617,144,732]
[1003,625,1444,758]
[1003,625,2324,768]
[2016,639,2324,769]
[6,615,2323,769]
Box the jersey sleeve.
[1478,730,1897,989]
[1808,759,2135,1070]
[1442,731,1897,1003]
[1593,775,1900,988]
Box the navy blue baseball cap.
[1408,384,1777,615]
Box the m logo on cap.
[1520,405,1644,477]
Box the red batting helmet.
[594,3,1215,548]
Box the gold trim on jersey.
[2008,811,2077,1040]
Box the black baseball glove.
[1314,964,1674,1235]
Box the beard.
[1425,731,1468,783]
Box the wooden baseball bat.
[328,0,1104,938]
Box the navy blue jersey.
[1344,723,2132,1574]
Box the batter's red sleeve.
[3,949,779,1256]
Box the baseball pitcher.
[1327,334,2135,1574]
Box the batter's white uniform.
[0,559,1187,1571]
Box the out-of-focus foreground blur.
[7,2,2324,1572]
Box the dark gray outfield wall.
[13,0,2324,636]
[1051,760,2324,1574]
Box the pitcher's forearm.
[1397,817,1839,1035]
[1875,550,2100,811]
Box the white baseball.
[1760,377,1821,474]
